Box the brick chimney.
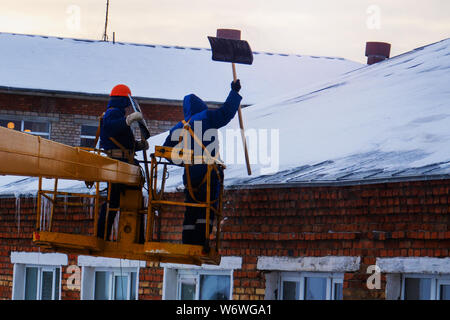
[365,42,391,65]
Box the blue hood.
[183,94,208,121]
[107,96,131,110]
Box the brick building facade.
[0,89,183,148]
[1,178,449,300]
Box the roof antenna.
[102,0,109,41]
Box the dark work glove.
[135,140,149,151]
[231,79,241,93]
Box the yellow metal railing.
[146,146,225,253]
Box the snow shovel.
[207,29,253,175]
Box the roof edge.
[226,173,450,190]
[0,85,248,107]
[0,31,358,64]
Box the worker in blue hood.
[163,80,242,246]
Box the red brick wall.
[221,181,450,300]
[0,92,183,120]
[0,179,449,300]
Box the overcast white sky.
[0,0,449,63]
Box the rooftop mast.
[102,0,109,41]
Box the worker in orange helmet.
[97,84,148,241]
[99,84,147,154]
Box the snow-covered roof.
[0,32,361,105]
[148,38,450,190]
[1,37,449,195]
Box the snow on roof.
[0,32,360,105]
[1,36,449,195]
[147,38,450,190]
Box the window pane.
[334,282,343,300]
[114,275,128,300]
[95,271,110,300]
[0,119,21,131]
[305,277,327,300]
[24,121,49,133]
[25,267,38,300]
[54,268,60,300]
[282,281,299,300]
[81,125,98,136]
[41,271,54,300]
[440,285,450,300]
[80,137,96,148]
[200,275,230,300]
[404,278,431,300]
[130,272,137,300]
[180,282,196,300]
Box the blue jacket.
[163,90,242,187]
[100,96,136,151]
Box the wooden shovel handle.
[232,63,252,176]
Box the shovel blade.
[207,36,253,65]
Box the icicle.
[14,192,21,234]
[46,197,51,230]
[33,193,37,216]
[89,196,94,219]
[40,195,51,231]
[64,194,68,218]
[40,195,44,231]
[82,197,87,217]
[113,211,120,241]
[143,195,148,208]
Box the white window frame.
[436,279,450,300]
[19,264,61,300]
[176,269,233,300]
[278,272,344,300]
[401,274,450,300]
[11,251,67,300]
[82,267,139,300]
[331,277,344,300]
[78,255,144,300]
[79,123,98,148]
[0,117,51,138]
[162,256,242,300]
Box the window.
[279,272,343,300]
[21,265,61,300]
[177,270,232,300]
[0,118,50,138]
[93,269,137,300]
[80,124,98,148]
[401,274,450,300]
[82,267,138,300]
[161,257,242,300]
[11,252,67,300]
[437,280,450,300]
[78,255,144,300]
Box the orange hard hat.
[110,84,131,97]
